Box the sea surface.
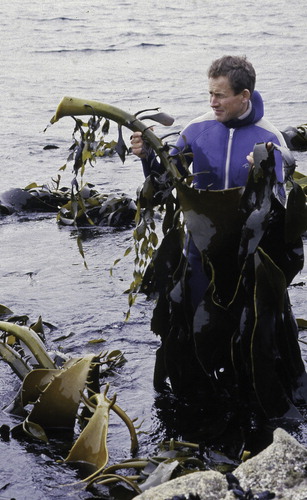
[0,0,306,498]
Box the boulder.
[134,428,307,500]
[233,427,307,500]
[135,469,227,500]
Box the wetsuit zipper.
[225,128,234,189]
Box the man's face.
[208,76,249,123]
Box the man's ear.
[242,89,251,103]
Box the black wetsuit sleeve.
[141,149,165,177]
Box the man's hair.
[208,55,256,95]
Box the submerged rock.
[134,428,307,500]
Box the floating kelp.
[57,185,137,228]
[65,387,116,470]
[81,435,241,496]
[0,184,70,215]
[0,312,188,496]
[0,320,56,372]
[0,315,138,477]
[0,182,137,228]
[282,123,307,151]
[65,385,138,477]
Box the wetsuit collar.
[223,90,263,129]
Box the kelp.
[0,104,306,498]
[57,187,137,228]
[48,96,179,271]
[0,321,56,371]
[282,123,307,151]
[65,387,116,469]
[65,385,138,485]
[147,143,307,422]
[48,98,307,426]
[82,436,239,495]
[0,182,137,229]
[0,312,171,495]
[0,317,138,476]
[0,185,70,215]
[25,355,99,430]
[0,328,236,495]
[49,96,178,178]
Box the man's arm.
[130,131,192,179]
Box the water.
[0,0,307,498]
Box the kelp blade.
[21,368,61,407]
[65,391,114,469]
[26,355,97,429]
[148,142,307,422]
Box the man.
[131,56,287,188]
[131,55,288,307]
[130,56,307,421]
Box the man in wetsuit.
[131,55,287,307]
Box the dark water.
[0,0,307,498]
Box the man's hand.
[246,151,254,166]
[247,141,273,166]
[130,131,146,158]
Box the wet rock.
[134,428,307,500]
[233,427,307,500]
[135,470,227,500]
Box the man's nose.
[210,95,219,107]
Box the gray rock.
[134,428,307,500]
[134,469,227,500]
[234,427,307,500]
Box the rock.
[134,428,307,500]
[234,427,307,500]
[134,470,227,500]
